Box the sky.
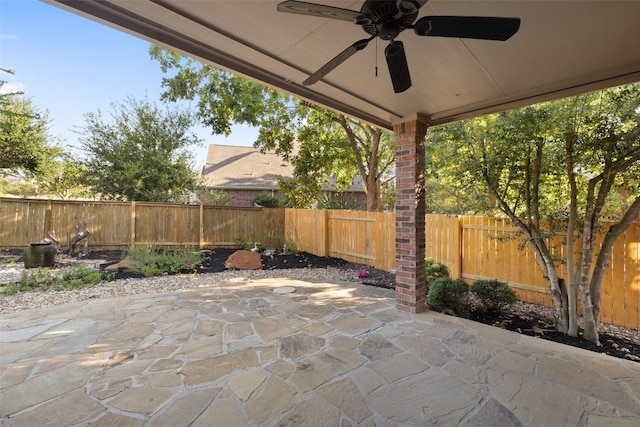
[0,0,258,169]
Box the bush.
[199,189,230,206]
[318,192,359,210]
[254,192,280,208]
[283,239,299,255]
[424,257,450,295]
[471,279,517,313]
[425,257,450,284]
[4,265,106,295]
[235,232,263,251]
[427,278,471,318]
[0,255,19,265]
[127,244,203,277]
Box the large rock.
[104,256,136,272]
[225,250,262,270]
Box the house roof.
[202,144,365,192]
[45,1,640,130]
[202,145,293,191]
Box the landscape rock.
[225,250,262,270]
[104,256,137,272]
[103,263,120,272]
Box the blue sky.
[1,0,257,169]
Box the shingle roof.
[202,145,294,190]
[202,144,365,192]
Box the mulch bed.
[469,309,639,362]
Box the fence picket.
[1,197,637,329]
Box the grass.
[1,245,204,295]
[3,265,109,295]
[0,256,20,265]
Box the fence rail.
[286,209,639,330]
[1,198,638,329]
[0,198,284,250]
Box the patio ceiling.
[46,0,640,130]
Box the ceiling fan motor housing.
[378,20,401,40]
[360,0,418,38]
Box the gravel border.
[0,267,363,315]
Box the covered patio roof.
[46,1,640,129]
[45,0,640,314]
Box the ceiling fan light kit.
[277,0,520,93]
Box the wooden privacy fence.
[0,198,285,249]
[1,198,638,329]
[285,209,639,330]
[456,216,639,330]
[284,209,396,271]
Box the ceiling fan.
[277,0,520,93]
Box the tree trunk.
[582,197,640,343]
[69,221,90,257]
[564,131,579,337]
[524,227,569,333]
[339,115,386,212]
[540,245,569,333]
[478,137,568,333]
[579,279,599,343]
[365,173,383,211]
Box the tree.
[0,176,39,197]
[427,83,639,343]
[33,151,91,200]
[271,105,395,210]
[1,69,55,174]
[78,97,201,202]
[149,46,395,211]
[424,129,492,214]
[568,85,640,342]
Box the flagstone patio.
[1,276,639,426]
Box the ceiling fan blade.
[414,16,521,41]
[385,41,412,93]
[303,38,373,86]
[277,1,363,23]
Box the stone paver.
[228,369,266,400]
[107,386,178,416]
[1,277,639,426]
[7,388,104,427]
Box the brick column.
[393,114,428,313]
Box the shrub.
[0,255,19,265]
[158,250,203,274]
[199,189,230,206]
[127,243,203,277]
[424,257,450,295]
[425,257,450,284]
[427,278,471,318]
[282,239,299,255]
[55,265,105,290]
[318,192,359,210]
[471,279,517,314]
[254,192,280,208]
[3,265,106,295]
[235,232,263,251]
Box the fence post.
[199,203,204,249]
[44,199,53,236]
[453,216,462,278]
[130,201,136,247]
[323,210,329,257]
